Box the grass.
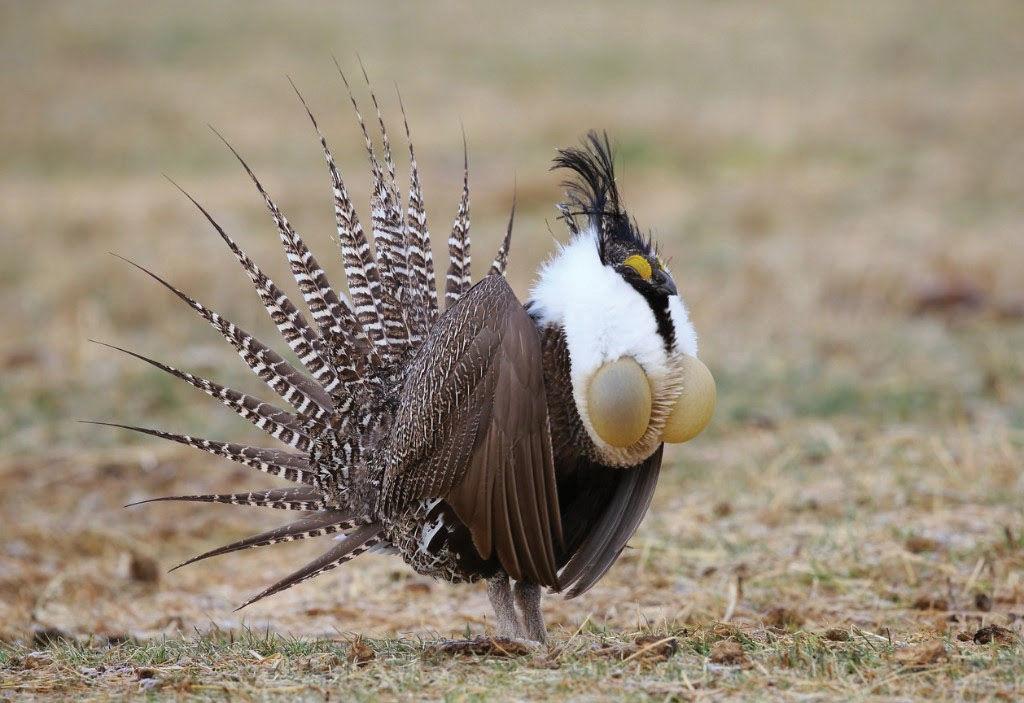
[3,1,1024,700]
[4,624,1023,700]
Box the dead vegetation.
[2,1,1024,700]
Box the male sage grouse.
[95,76,715,643]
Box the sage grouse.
[97,80,715,643]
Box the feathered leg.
[513,581,547,644]
[486,576,524,640]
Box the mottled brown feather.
[380,275,562,588]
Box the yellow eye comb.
[623,254,652,281]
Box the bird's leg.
[513,581,547,644]
[486,575,525,640]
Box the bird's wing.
[556,446,663,598]
[380,274,562,588]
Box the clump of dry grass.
[3,618,1023,698]
[3,1,1024,699]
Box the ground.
[2,1,1024,700]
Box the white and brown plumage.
[95,75,715,644]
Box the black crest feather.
[552,131,651,260]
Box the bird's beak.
[662,355,716,443]
[654,270,677,297]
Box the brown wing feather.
[381,275,562,588]
[557,446,663,598]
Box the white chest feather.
[529,228,696,384]
[528,228,699,466]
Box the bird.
[92,72,716,645]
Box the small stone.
[630,635,678,661]
[16,654,39,670]
[904,535,941,554]
[124,551,160,584]
[911,595,948,611]
[895,640,946,667]
[709,640,745,665]
[31,627,72,648]
[973,625,1017,645]
[764,607,804,631]
[302,653,341,673]
[823,628,850,642]
[347,638,376,665]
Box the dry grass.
[2,1,1024,700]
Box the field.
[2,1,1024,700]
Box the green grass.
[5,625,1021,700]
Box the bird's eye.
[623,254,652,281]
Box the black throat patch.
[629,283,676,353]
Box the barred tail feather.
[398,89,438,337]
[339,66,410,356]
[116,255,333,420]
[94,341,319,451]
[236,522,382,609]
[360,63,416,349]
[556,202,580,236]
[361,60,398,189]
[84,421,315,484]
[168,180,341,394]
[170,510,357,572]
[489,194,515,277]
[445,138,471,307]
[126,487,325,512]
[288,78,385,376]
[207,130,368,378]
[109,76,523,608]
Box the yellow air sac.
[662,355,716,443]
[586,357,652,448]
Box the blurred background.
[2,0,1022,653]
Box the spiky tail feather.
[94,341,319,451]
[114,255,333,421]
[290,77,385,380]
[169,511,358,572]
[360,62,415,351]
[445,138,472,307]
[398,88,437,339]
[489,194,515,277]
[236,522,382,609]
[83,421,315,484]
[126,487,325,512]
[167,180,342,395]
[336,64,409,360]
[99,73,516,606]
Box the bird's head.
[529,132,715,467]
